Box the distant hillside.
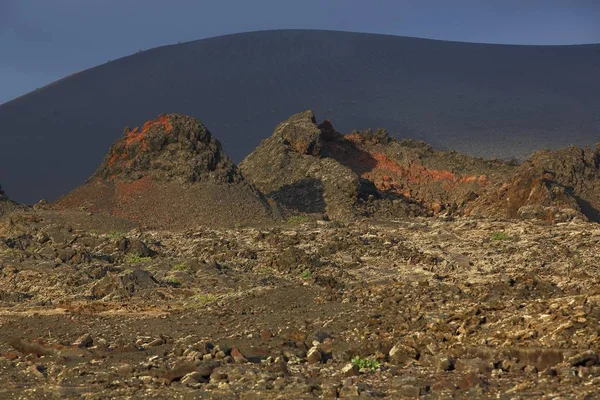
[1,30,599,203]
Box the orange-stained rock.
[53,114,279,229]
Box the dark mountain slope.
[1,30,600,203]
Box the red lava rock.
[260,329,273,340]
[2,353,19,361]
[457,373,489,391]
[230,347,248,363]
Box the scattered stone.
[388,343,419,365]
[422,354,454,371]
[28,365,47,379]
[454,358,493,374]
[567,351,598,367]
[182,371,208,386]
[524,365,538,374]
[341,363,360,377]
[230,347,248,363]
[260,329,273,340]
[162,362,199,383]
[306,347,322,364]
[73,334,93,348]
[267,357,289,376]
[339,384,360,398]
[398,385,421,398]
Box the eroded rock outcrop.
[241,111,516,220]
[53,114,279,229]
[321,127,516,216]
[468,145,600,222]
[240,111,362,220]
[0,185,22,217]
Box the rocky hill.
[0,185,22,217]
[242,111,600,223]
[468,144,600,222]
[241,111,512,220]
[2,30,600,203]
[53,114,279,229]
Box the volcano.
[1,30,599,203]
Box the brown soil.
[1,209,599,398]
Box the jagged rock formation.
[49,110,600,226]
[241,111,516,220]
[240,111,364,221]
[53,114,279,229]
[242,110,600,223]
[0,185,22,217]
[320,125,517,217]
[468,145,600,222]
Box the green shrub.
[164,275,181,287]
[187,293,216,307]
[108,231,125,240]
[490,232,512,241]
[351,356,380,371]
[171,263,190,272]
[300,270,312,280]
[287,215,311,225]
[125,254,152,264]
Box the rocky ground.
[4,111,600,398]
[1,209,600,399]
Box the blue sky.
[1,0,600,104]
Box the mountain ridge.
[2,29,600,203]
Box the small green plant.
[171,263,190,272]
[287,215,311,225]
[352,356,381,371]
[257,266,276,275]
[164,275,182,287]
[108,231,125,240]
[187,293,216,307]
[1,248,18,258]
[125,254,152,264]
[300,270,312,280]
[490,232,512,241]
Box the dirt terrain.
[1,208,600,399]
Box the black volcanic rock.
[240,111,363,221]
[53,114,279,229]
[2,30,600,203]
[0,185,22,216]
[468,144,600,222]
[93,113,241,184]
[241,111,511,220]
[277,110,323,156]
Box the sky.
[1,0,600,105]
